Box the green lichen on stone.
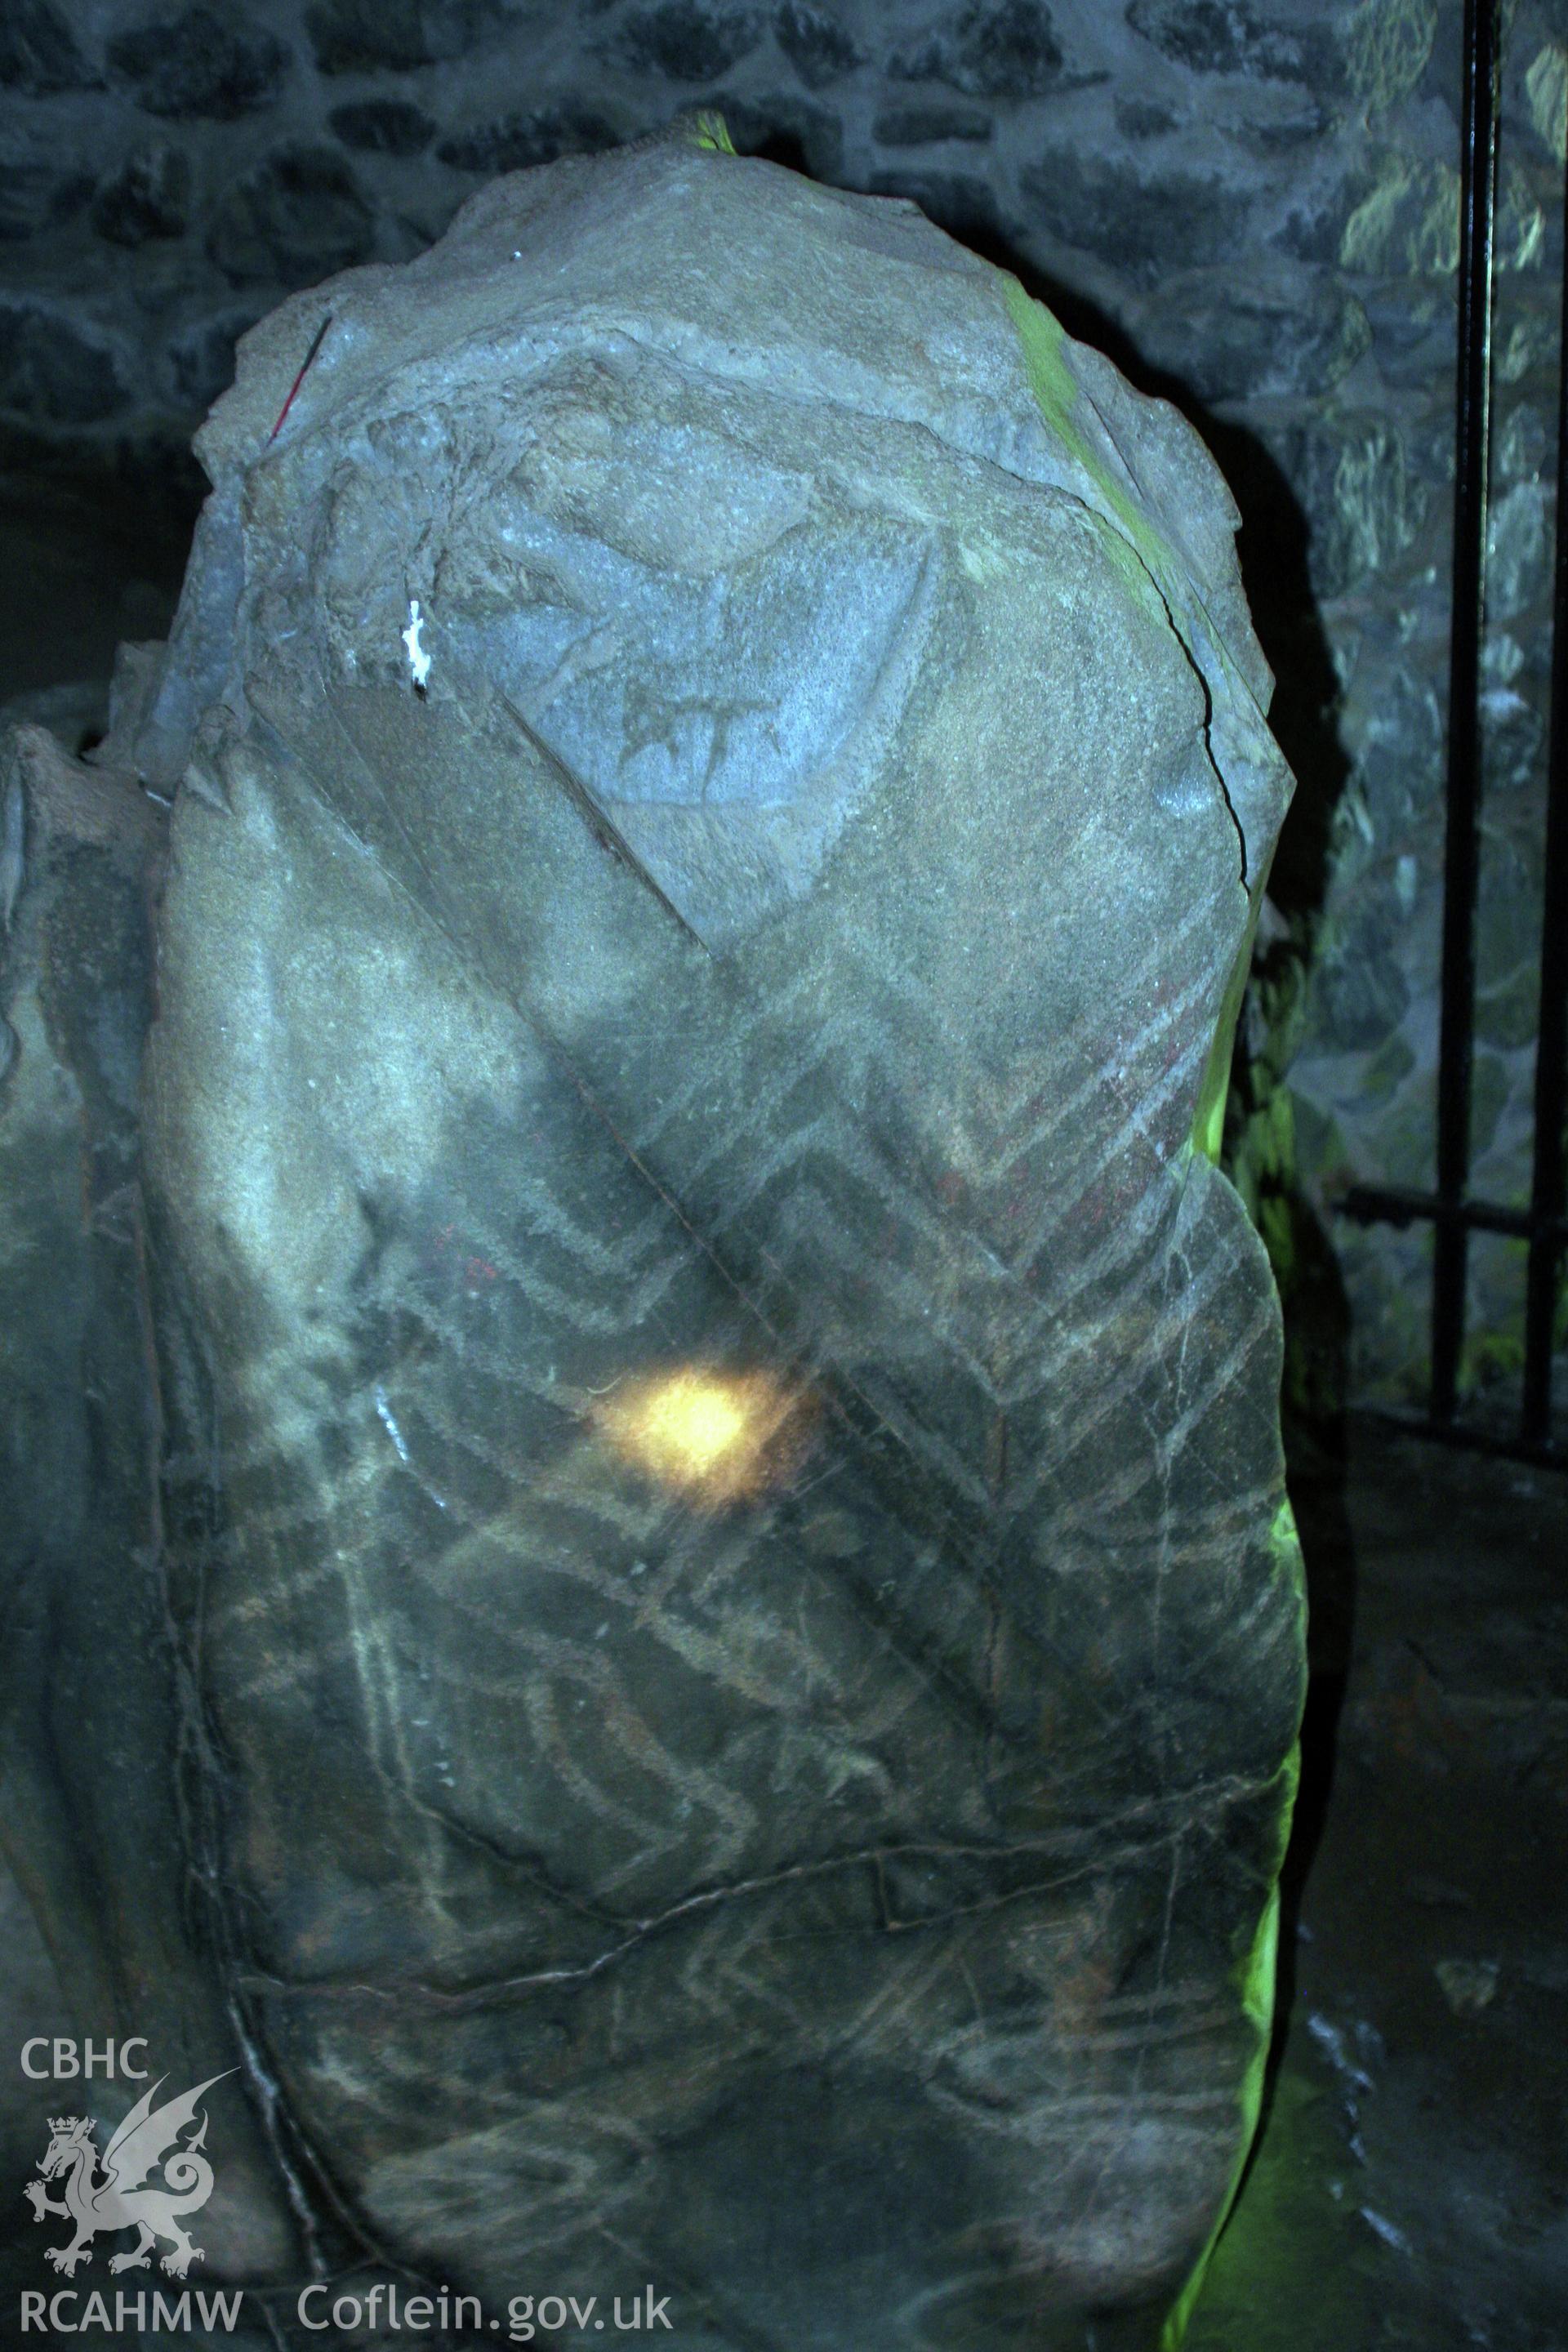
[1161,1899,1284,2347]
[1339,156,1458,274]
[1231,1082,1298,1226]
[1500,162,1546,274]
[688,109,737,154]
[1000,274,1282,1179]
[1342,0,1437,111]
[1194,911,1263,1165]
[1341,151,1540,276]
[1001,289,1307,2332]
[1330,419,1428,578]
[1409,161,1463,274]
[1217,924,1351,1420]
[1000,270,1306,2341]
[1223,936,1306,1212]
[1000,273,1173,590]
[0,123,1350,2350]
[1527,44,1568,166]
[1162,1712,1303,2349]
[1000,274,1082,452]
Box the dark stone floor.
[2,487,1565,2348]
[1189,1420,1568,2352]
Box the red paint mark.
[266,312,333,443]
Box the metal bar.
[1522,135,1568,1447]
[1431,0,1501,1424]
[1338,1184,1568,1242]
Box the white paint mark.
[402,597,431,689]
[1307,2010,1375,2094]
[374,1383,412,1464]
[375,1381,449,1512]
[1359,2207,1413,2256]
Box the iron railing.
[1338,0,1568,1463]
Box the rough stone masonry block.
[123,120,1303,2348]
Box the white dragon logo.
[24,2072,233,2278]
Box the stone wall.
[2,0,1564,1423]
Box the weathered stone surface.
[0,305,127,425]
[1127,0,1307,82]
[1271,410,1432,601]
[164,307,259,412]
[305,0,510,74]
[866,166,1003,247]
[1116,95,1179,140]
[0,0,1552,1421]
[1231,88,1330,149]
[0,150,91,243]
[1135,272,1371,404]
[872,101,993,145]
[891,0,1067,96]
[1361,282,1457,386]
[1019,150,1251,280]
[437,105,621,176]
[0,723,296,2286]
[208,144,374,286]
[107,3,290,122]
[327,98,439,156]
[775,0,863,89]
[1486,479,1550,622]
[91,142,192,247]
[1341,0,1438,112]
[0,0,97,96]
[1310,888,1414,1051]
[109,127,1304,2345]
[721,91,844,182]
[1351,666,1443,829]
[616,0,762,82]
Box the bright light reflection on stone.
[599,1366,810,1503]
